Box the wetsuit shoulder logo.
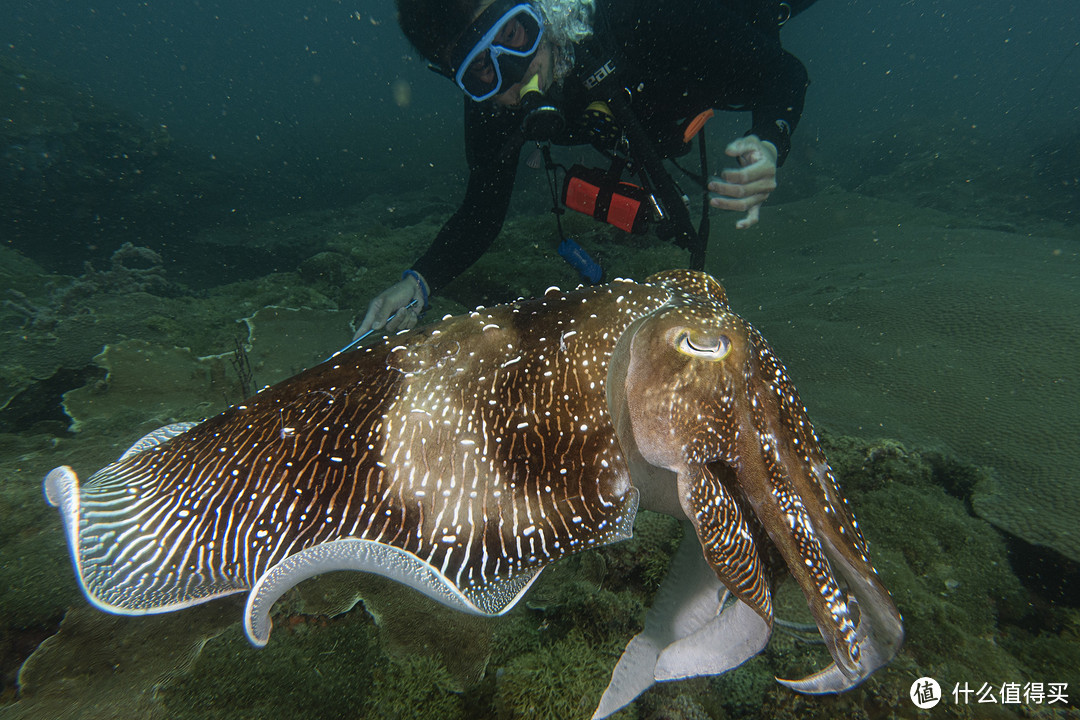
[584,60,617,90]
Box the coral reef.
[54,242,178,309]
[1,242,203,417]
[0,237,352,434]
[363,655,466,720]
[60,340,239,436]
[0,603,235,720]
[156,609,381,720]
[290,571,494,691]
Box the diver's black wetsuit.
[412,0,809,292]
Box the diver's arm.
[708,135,778,229]
[412,157,519,292]
[670,0,809,166]
[353,103,520,337]
[744,49,809,167]
[678,2,807,227]
[706,47,805,227]
[412,100,521,292]
[706,48,806,228]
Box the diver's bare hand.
[353,272,428,340]
[707,136,778,229]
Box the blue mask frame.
[448,2,544,102]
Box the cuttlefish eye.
[676,330,731,360]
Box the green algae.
[158,609,381,720]
[364,655,465,720]
[493,630,620,720]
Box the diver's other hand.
[354,272,428,340]
[707,136,778,229]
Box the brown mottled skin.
[46,270,902,715]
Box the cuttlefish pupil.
[676,330,731,359]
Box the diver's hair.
[395,0,480,65]
[535,0,595,80]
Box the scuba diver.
[356,0,812,336]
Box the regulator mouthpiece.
[519,75,564,141]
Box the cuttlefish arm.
[596,270,902,717]
[732,319,904,692]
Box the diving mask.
[443,0,544,102]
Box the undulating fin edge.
[243,537,546,646]
[44,460,249,617]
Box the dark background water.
[789,0,1079,143]
[4,0,463,205]
[7,0,1077,167]
[2,0,1078,276]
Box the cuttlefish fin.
[117,422,198,461]
[44,422,195,510]
[244,537,542,646]
[592,525,770,719]
[43,422,201,590]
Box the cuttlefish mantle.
[45,270,902,718]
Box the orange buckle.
[682,109,715,144]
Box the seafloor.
[1,59,1079,720]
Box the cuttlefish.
[44,270,902,717]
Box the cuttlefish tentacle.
[736,363,859,666]
[738,326,903,688]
